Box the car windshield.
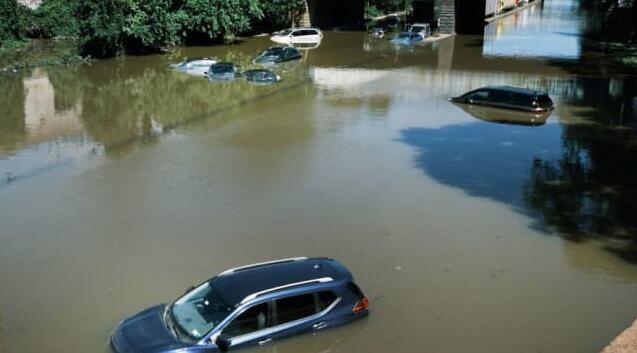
[410,26,424,33]
[280,29,292,36]
[246,71,275,82]
[261,48,284,57]
[170,282,232,340]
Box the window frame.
[206,290,341,347]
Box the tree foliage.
[0,0,26,47]
[29,0,79,39]
[177,0,263,43]
[365,0,409,19]
[4,0,306,56]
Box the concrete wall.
[438,0,456,34]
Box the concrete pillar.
[295,0,312,27]
[437,0,456,34]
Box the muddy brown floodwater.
[1,1,637,353]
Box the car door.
[269,291,340,341]
[219,302,274,350]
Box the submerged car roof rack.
[240,277,334,304]
[218,257,308,276]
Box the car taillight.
[352,297,369,314]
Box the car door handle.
[313,322,327,330]
[258,338,272,346]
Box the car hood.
[111,305,185,353]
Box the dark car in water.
[207,62,240,81]
[110,257,369,353]
[254,46,302,65]
[451,86,554,112]
[242,69,281,84]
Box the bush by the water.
[0,0,27,48]
[365,0,409,19]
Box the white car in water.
[271,27,323,44]
[169,57,218,76]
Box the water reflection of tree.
[46,53,313,154]
[0,75,25,154]
[524,78,637,263]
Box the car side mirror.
[203,72,208,75]
[184,285,195,294]
[216,334,231,352]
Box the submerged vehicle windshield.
[170,282,232,340]
[260,47,284,57]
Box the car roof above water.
[481,85,549,96]
[211,257,352,306]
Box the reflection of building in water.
[483,0,582,59]
[22,68,83,146]
[311,66,579,101]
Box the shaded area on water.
[2,2,637,353]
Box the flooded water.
[1,1,637,353]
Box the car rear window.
[275,294,316,325]
[346,281,365,299]
[536,95,553,106]
[316,291,337,311]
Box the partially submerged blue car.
[110,257,369,353]
[390,32,424,45]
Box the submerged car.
[271,28,323,44]
[451,86,554,112]
[110,257,369,353]
[242,69,281,84]
[170,57,218,76]
[254,46,301,65]
[406,23,431,38]
[207,62,240,81]
[370,27,386,38]
[390,32,424,45]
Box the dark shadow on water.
[398,86,637,264]
[398,120,563,220]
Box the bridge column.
[437,0,456,34]
[295,0,312,27]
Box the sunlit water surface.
[1,1,637,353]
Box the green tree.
[76,0,127,57]
[29,0,80,39]
[0,0,26,47]
[177,0,263,43]
[122,0,181,52]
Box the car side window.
[490,90,510,103]
[292,31,301,36]
[222,303,270,338]
[274,293,316,325]
[470,90,489,100]
[315,291,337,311]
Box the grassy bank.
[0,39,88,72]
